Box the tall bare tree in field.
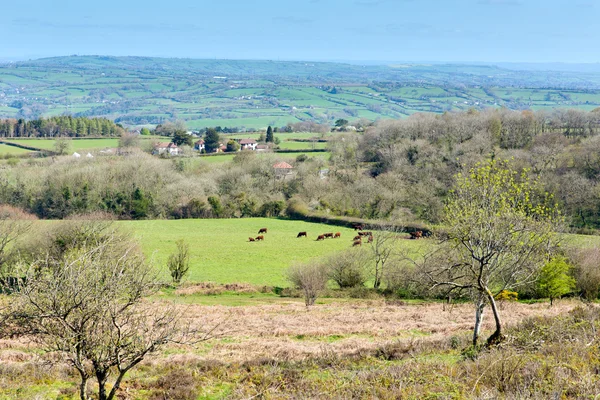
[422,160,560,346]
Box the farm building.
[238,138,258,150]
[256,144,271,152]
[152,142,179,156]
[273,161,294,178]
[194,139,205,151]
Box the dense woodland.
[0,116,125,138]
[2,108,600,230]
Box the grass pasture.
[0,143,33,156]
[3,137,162,153]
[119,218,427,286]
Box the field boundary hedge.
[283,210,431,235]
[274,149,328,154]
[285,138,329,143]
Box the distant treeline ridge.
[0,116,125,138]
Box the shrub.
[167,239,190,284]
[286,261,328,307]
[569,248,600,300]
[325,249,369,288]
[494,290,519,302]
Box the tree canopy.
[424,160,561,345]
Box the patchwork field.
[3,56,600,131]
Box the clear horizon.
[1,0,598,64]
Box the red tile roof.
[273,161,293,169]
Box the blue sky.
[1,0,598,63]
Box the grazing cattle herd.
[248,225,426,245]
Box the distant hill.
[1,55,600,129]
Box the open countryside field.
[3,137,161,152]
[117,218,429,286]
[29,218,600,288]
[5,138,119,151]
[38,218,593,288]
[0,143,34,155]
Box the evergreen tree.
[204,128,221,153]
[172,130,192,146]
[266,125,274,143]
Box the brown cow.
[353,235,361,241]
[410,231,423,240]
[353,224,364,231]
[258,228,268,234]
[358,231,372,237]
[297,231,307,238]
[248,237,255,242]
[367,234,373,243]
[316,235,325,241]
[255,235,264,241]
[334,232,341,238]
[352,239,362,247]
[324,233,334,238]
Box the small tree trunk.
[485,288,504,346]
[550,297,554,307]
[79,375,88,400]
[96,370,108,400]
[472,295,485,346]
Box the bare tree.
[0,205,36,276]
[287,261,329,307]
[4,231,194,400]
[168,239,190,284]
[366,225,404,290]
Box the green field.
[3,137,161,152]
[112,218,600,287]
[0,144,33,155]
[5,138,120,152]
[117,218,426,286]
[278,141,327,150]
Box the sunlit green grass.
[0,144,33,155]
[119,218,426,286]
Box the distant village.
[151,137,268,156]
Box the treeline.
[0,116,126,138]
[4,108,600,230]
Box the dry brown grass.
[173,282,259,296]
[169,298,578,362]
[0,299,577,367]
[0,298,589,399]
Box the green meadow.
[113,218,600,287]
[117,218,427,286]
[0,144,34,155]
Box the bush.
[569,248,600,300]
[325,249,369,288]
[286,261,329,307]
[167,239,190,284]
[258,200,286,217]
